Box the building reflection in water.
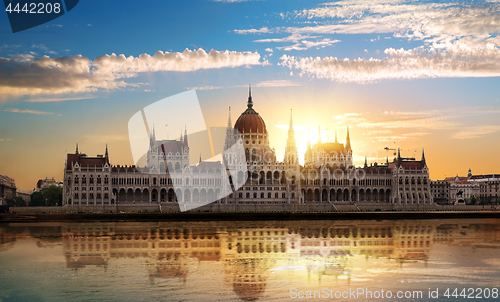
[1,219,500,300]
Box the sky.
[1,0,500,190]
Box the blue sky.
[1,0,500,189]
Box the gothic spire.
[335,130,338,143]
[184,124,188,145]
[285,109,298,165]
[346,126,351,150]
[247,84,253,109]
[227,106,232,127]
[105,144,108,157]
[75,143,79,154]
[364,156,368,167]
[421,148,426,166]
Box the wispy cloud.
[280,44,500,83]
[0,48,267,98]
[84,134,129,143]
[187,80,300,90]
[0,138,13,142]
[2,108,59,115]
[234,27,271,34]
[26,96,98,102]
[451,125,500,139]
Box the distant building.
[36,177,63,191]
[0,175,16,206]
[63,87,432,208]
[430,180,450,204]
[16,189,32,204]
[470,174,500,203]
[432,173,479,205]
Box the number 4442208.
[443,288,498,299]
[5,2,61,14]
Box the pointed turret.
[364,156,368,168]
[335,130,338,143]
[247,84,253,109]
[184,124,188,145]
[284,109,298,165]
[199,153,202,164]
[346,126,351,150]
[421,148,426,166]
[75,143,79,155]
[105,144,108,157]
[180,128,183,142]
[398,148,401,159]
[386,156,389,165]
[224,107,234,151]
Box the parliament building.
[62,87,432,209]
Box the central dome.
[234,86,267,134]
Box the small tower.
[75,143,79,155]
[284,109,298,166]
[421,148,426,167]
[345,127,351,151]
[184,124,188,145]
[364,156,368,168]
[247,84,253,109]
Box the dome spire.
[247,83,253,109]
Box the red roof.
[234,108,267,134]
[388,160,423,170]
[66,153,109,170]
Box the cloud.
[26,96,98,102]
[92,48,266,79]
[234,27,271,34]
[277,38,341,51]
[252,80,300,87]
[333,113,360,119]
[2,108,58,115]
[265,48,273,53]
[291,0,500,46]
[371,132,430,142]
[451,125,500,139]
[254,33,340,51]
[279,43,500,82]
[357,116,458,130]
[0,48,266,98]
[254,33,317,43]
[0,138,13,142]
[84,134,129,143]
[187,80,300,90]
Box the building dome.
[234,86,267,134]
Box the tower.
[284,109,298,166]
[346,127,351,151]
[421,148,426,167]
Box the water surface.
[1,219,499,301]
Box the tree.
[29,191,45,206]
[7,196,26,207]
[469,195,477,205]
[43,186,62,206]
[479,198,490,205]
